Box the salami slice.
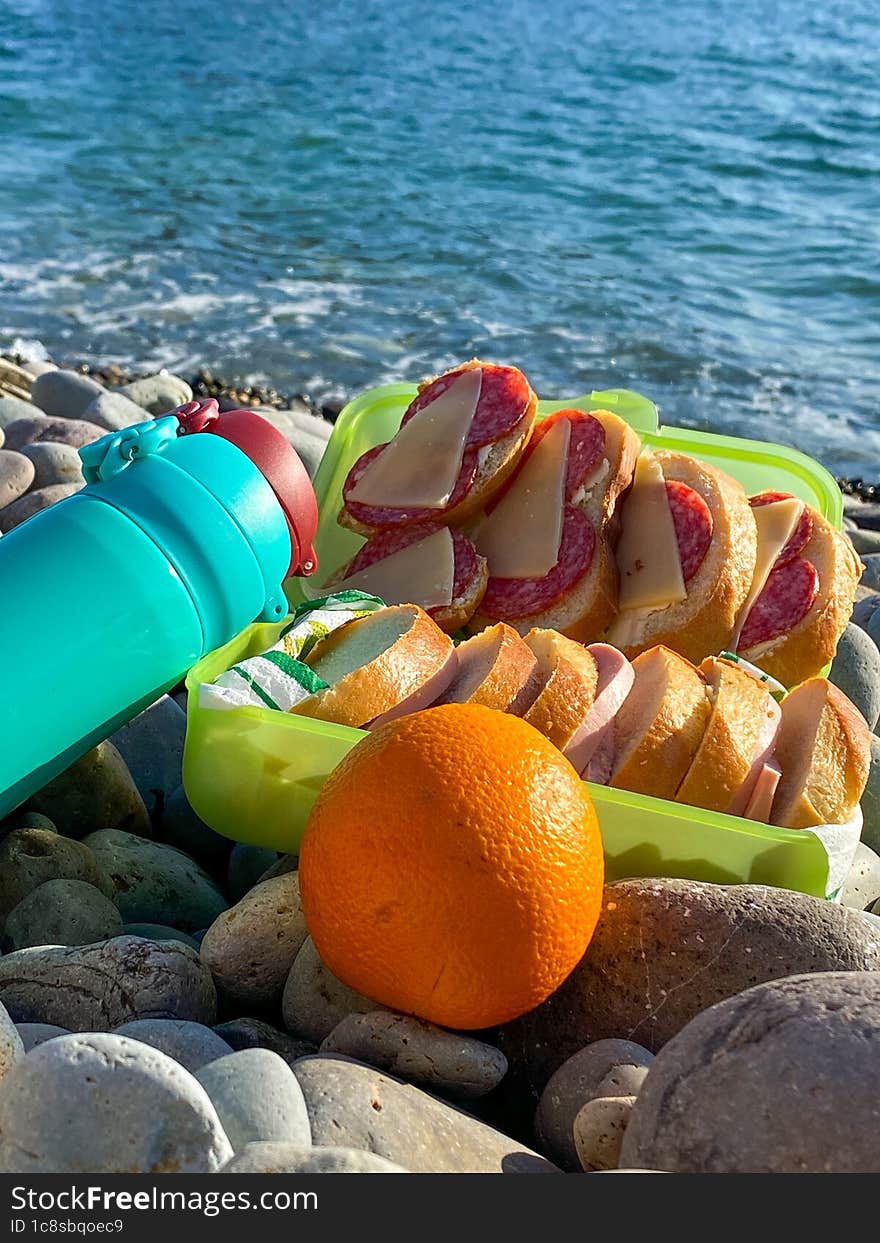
[737,557,819,651]
[343,444,479,530]
[479,505,596,621]
[528,410,606,500]
[401,363,532,448]
[665,480,714,582]
[344,522,480,606]
[749,491,813,564]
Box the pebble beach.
[2,353,880,1174]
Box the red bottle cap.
[175,400,318,579]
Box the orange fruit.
[298,703,604,1029]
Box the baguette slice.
[610,645,711,801]
[432,623,539,714]
[291,604,456,729]
[339,359,537,537]
[467,410,640,642]
[770,678,870,829]
[675,656,781,815]
[605,451,757,665]
[520,629,599,754]
[737,510,862,686]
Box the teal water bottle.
[0,398,318,818]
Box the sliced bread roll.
[610,645,711,801]
[433,622,539,714]
[520,629,599,755]
[291,604,456,729]
[770,678,870,829]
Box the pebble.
[850,527,880,556]
[118,373,192,415]
[122,923,201,951]
[2,413,105,451]
[861,554,880,592]
[201,873,307,1008]
[861,735,880,854]
[0,936,217,1029]
[0,394,36,430]
[620,971,880,1173]
[110,696,186,823]
[0,1032,232,1173]
[288,429,327,480]
[226,843,280,902]
[0,828,111,918]
[840,842,880,911]
[0,449,35,509]
[256,853,298,883]
[221,1144,407,1174]
[19,441,84,488]
[31,369,104,420]
[5,879,124,950]
[0,482,82,532]
[195,1049,311,1151]
[292,1055,558,1174]
[534,1039,654,1170]
[828,623,880,730]
[851,593,880,633]
[261,406,333,444]
[26,740,151,840]
[212,1018,316,1066]
[282,937,389,1043]
[843,500,880,531]
[0,1001,24,1082]
[113,1020,233,1072]
[573,1096,636,1172]
[496,878,880,1091]
[321,1012,508,1100]
[16,1023,70,1052]
[2,812,56,834]
[867,606,880,653]
[83,389,150,432]
[82,829,228,933]
[161,785,232,872]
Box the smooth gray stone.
[161,785,232,872]
[1,413,104,451]
[860,734,880,854]
[282,937,388,1044]
[19,440,84,488]
[16,1023,70,1052]
[844,501,880,532]
[83,389,149,432]
[195,1049,311,1151]
[113,1019,233,1072]
[0,449,35,509]
[0,1001,24,1081]
[0,482,81,532]
[860,554,880,592]
[122,923,201,951]
[620,972,880,1173]
[867,606,880,653]
[110,696,186,822]
[226,843,279,903]
[0,829,111,918]
[26,740,151,839]
[31,369,104,419]
[0,936,217,1029]
[83,829,227,933]
[0,394,36,429]
[202,873,306,1008]
[850,527,880,556]
[840,842,880,911]
[851,593,880,633]
[5,879,123,950]
[0,1032,232,1173]
[261,406,332,444]
[828,622,880,730]
[1,812,56,835]
[220,1143,407,1173]
[118,373,192,415]
[292,1055,558,1174]
[288,429,326,480]
[212,1018,315,1067]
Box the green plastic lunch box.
[183,384,849,899]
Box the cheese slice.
[347,369,482,509]
[337,527,456,610]
[474,418,571,579]
[733,498,804,644]
[615,453,687,611]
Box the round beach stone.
[0,936,217,1029]
[195,1049,311,1152]
[1,413,105,451]
[221,1144,407,1174]
[292,1055,557,1174]
[19,441,84,488]
[840,842,880,911]
[26,740,151,839]
[16,1023,70,1052]
[212,1018,315,1066]
[113,1020,233,1072]
[282,937,388,1044]
[0,394,36,430]
[828,622,880,730]
[0,1032,232,1173]
[0,449,35,509]
[257,853,298,883]
[1,812,56,834]
[227,843,279,902]
[534,1039,654,1171]
[861,554,880,592]
[496,878,880,1093]
[851,527,880,556]
[83,829,227,933]
[110,696,186,822]
[161,785,232,872]
[0,1001,24,1081]
[0,828,111,918]
[851,593,880,633]
[119,373,192,415]
[201,873,307,1008]
[122,923,201,950]
[860,734,880,853]
[83,389,150,432]
[5,879,123,950]
[620,971,880,1173]
[573,1095,636,1172]
[0,482,82,532]
[31,369,104,420]
[321,1012,508,1100]
[288,429,326,480]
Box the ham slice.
[743,759,782,824]
[726,695,782,816]
[565,644,635,779]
